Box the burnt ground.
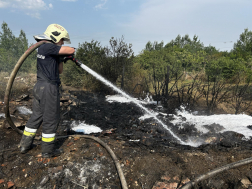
[1,87,252,189]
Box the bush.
[61,61,86,88]
[205,57,246,81]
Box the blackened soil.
[1,90,252,189]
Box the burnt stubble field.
[1,87,252,189]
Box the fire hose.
[180,157,252,189]
[4,41,128,189]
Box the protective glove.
[58,55,65,63]
[63,55,81,67]
[63,54,75,63]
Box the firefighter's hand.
[63,54,75,63]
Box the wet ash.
[1,90,252,188]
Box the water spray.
[67,56,187,145]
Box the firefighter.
[19,24,75,158]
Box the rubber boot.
[19,135,35,154]
[41,141,63,158]
[42,149,64,158]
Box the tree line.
[0,22,37,73]
[1,21,252,113]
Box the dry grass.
[0,72,37,101]
[1,71,252,115]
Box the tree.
[105,36,134,89]
[15,30,28,57]
[204,45,219,55]
[0,22,15,51]
[165,34,204,53]
[0,22,35,73]
[145,41,164,51]
[0,22,17,72]
[0,48,17,72]
[233,28,252,59]
[205,57,246,80]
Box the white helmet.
[34,24,71,44]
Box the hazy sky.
[0,0,252,55]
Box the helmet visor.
[63,38,71,44]
[33,34,52,41]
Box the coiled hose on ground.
[3,41,128,189]
[180,156,252,189]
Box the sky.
[0,0,252,55]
